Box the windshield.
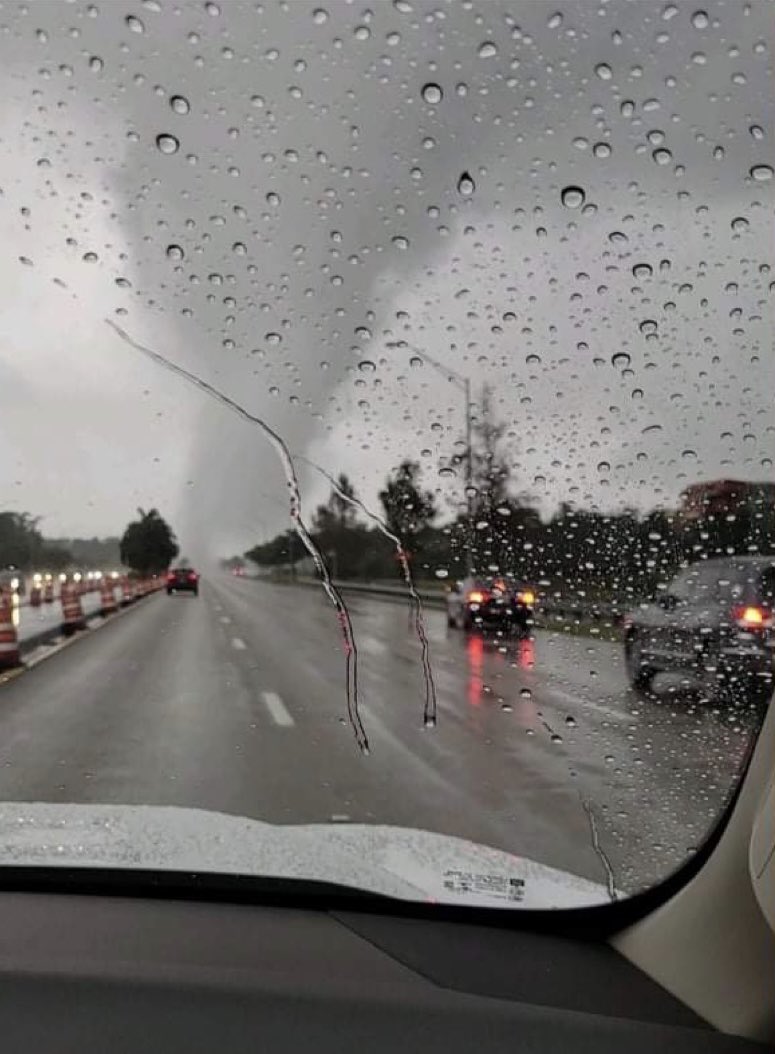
[0,0,772,909]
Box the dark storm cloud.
[0,0,772,555]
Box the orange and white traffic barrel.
[100,577,118,616]
[120,576,134,606]
[0,589,21,669]
[61,582,86,635]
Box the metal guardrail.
[273,575,626,626]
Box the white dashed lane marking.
[261,690,295,727]
[231,637,247,651]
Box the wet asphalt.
[0,573,757,894]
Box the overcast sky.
[0,0,772,561]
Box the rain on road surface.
[0,573,754,895]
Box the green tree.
[379,460,436,550]
[0,512,45,570]
[245,530,298,567]
[313,473,358,533]
[38,545,73,571]
[119,508,179,575]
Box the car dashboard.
[0,887,766,1053]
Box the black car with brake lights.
[624,556,775,709]
[447,576,535,636]
[166,567,200,596]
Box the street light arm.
[385,340,468,390]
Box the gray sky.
[0,0,772,560]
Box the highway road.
[0,573,759,897]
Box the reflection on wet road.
[0,575,759,898]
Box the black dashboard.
[0,889,766,1053]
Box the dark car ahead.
[624,557,775,708]
[166,567,199,597]
[447,576,535,636]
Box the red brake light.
[733,604,771,629]
[188,572,197,581]
[166,572,175,581]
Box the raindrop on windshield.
[632,263,653,279]
[312,7,328,23]
[392,235,409,250]
[547,12,563,28]
[560,185,585,209]
[750,164,773,182]
[593,142,612,158]
[89,55,103,72]
[691,9,709,28]
[730,216,749,232]
[652,147,672,165]
[125,14,145,33]
[421,82,442,104]
[611,352,631,368]
[457,171,475,197]
[594,62,613,80]
[156,133,180,155]
[478,41,498,59]
[750,125,764,140]
[165,244,184,261]
[170,95,190,115]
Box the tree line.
[0,508,179,578]
[245,393,775,601]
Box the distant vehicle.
[447,576,535,636]
[166,567,199,597]
[624,556,775,707]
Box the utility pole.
[463,375,474,577]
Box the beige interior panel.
[613,697,775,1042]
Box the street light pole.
[386,340,474,575]
[464,375,473,576]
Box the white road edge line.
[231,637,247,651]
[261,690,295,727]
